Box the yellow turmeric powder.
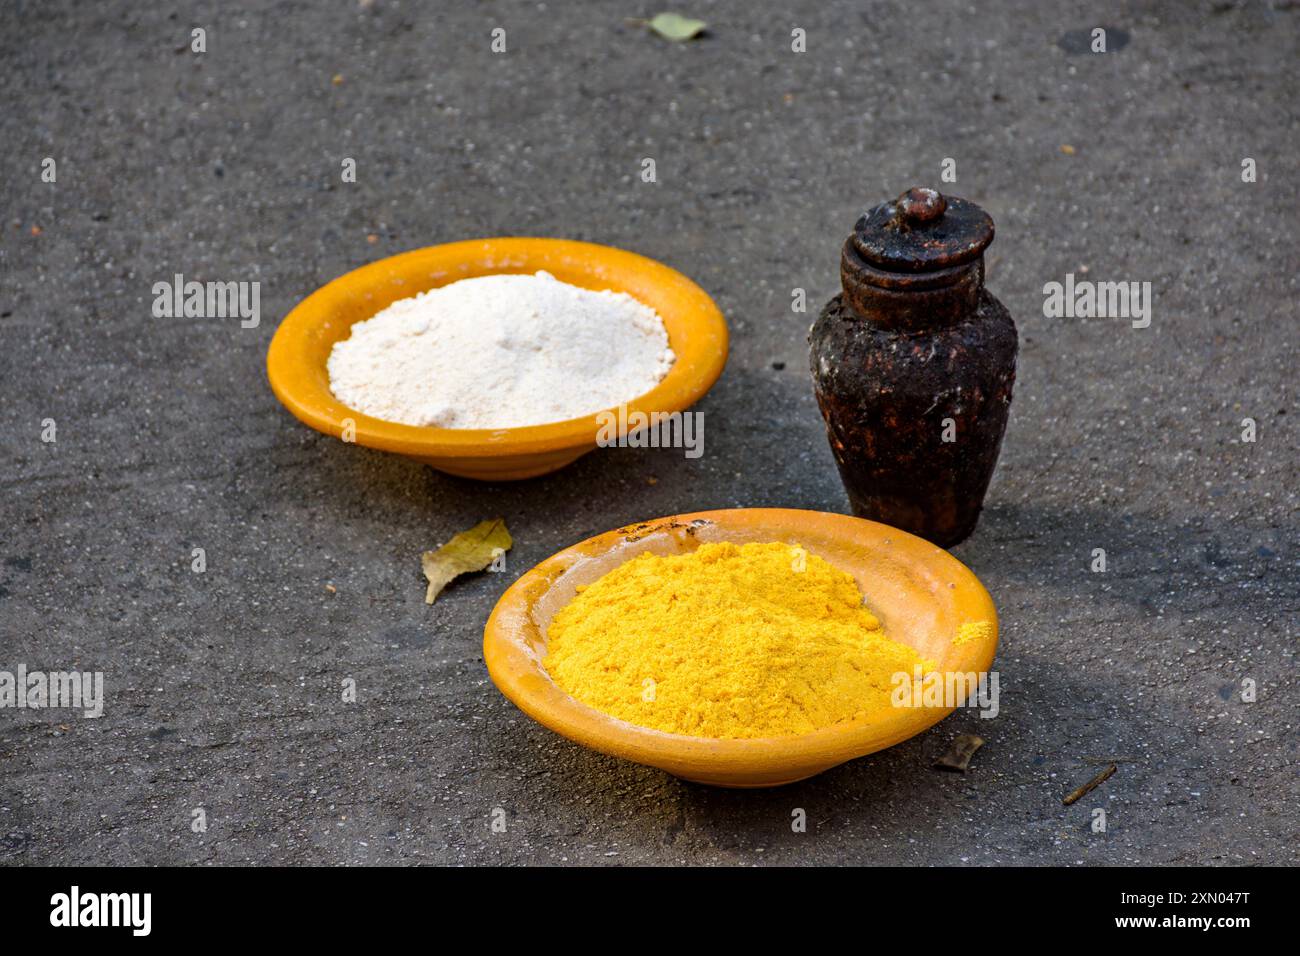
[953,620,993,647]
[542,541,934,739]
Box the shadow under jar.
[809,187,1018,548]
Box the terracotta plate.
[485,508,999,787]
[267,237,728,480]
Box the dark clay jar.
[809,187,1017,548]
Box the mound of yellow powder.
[542,541,934,739]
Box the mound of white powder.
[327,271,675,429]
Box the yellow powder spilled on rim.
[953,620,993,647]
[542,541,935,739]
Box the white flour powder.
[327,271,675,429]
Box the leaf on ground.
[422,518,512,604]
[934,733,985,772]
[647,12,707,41]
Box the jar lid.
[849,187,994,273]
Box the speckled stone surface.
[1,1,1295,865]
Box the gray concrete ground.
[1,1,1296,865]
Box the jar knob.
[895,187,946,226]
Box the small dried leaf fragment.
[422,518,512,604]
[647,13,707,42]
[934,733,985,772]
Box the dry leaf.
[422,518,512,604]
[934,733,985,772]
[647,13,707,41]
[1060,143,1076,155]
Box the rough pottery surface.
[1,1,1295,865]
[812,188,1018,546]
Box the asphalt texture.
[1,1,1296,866]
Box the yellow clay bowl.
[266,238,728,480]
[485,508,999,788]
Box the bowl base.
[422,445,596,481]
[673,771,827,788]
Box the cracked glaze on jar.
[809,187,1017,548]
